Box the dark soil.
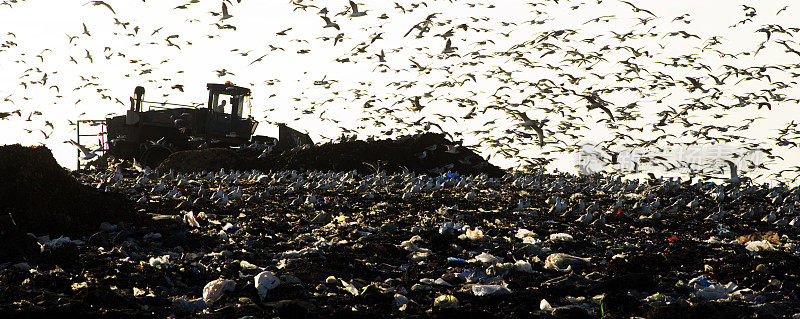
[159,133,505,177]
[0,144,134,238]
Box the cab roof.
[207,82,251,96]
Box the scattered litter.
[202,279,236,305]
[255,271,280,299]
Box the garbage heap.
[158,133,505,177]
[0,144,132,236]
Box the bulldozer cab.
[207,82,251,119]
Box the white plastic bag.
[543,253,590,272]
[471,284,511,296]
[202,278,236,304]
[254,271,281,300]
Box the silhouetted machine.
[104,82,312,168]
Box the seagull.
[349,1,367,17]
[375,49,386,62]
[442,38,457,54]
[221,1,233,20]
[619,0,656,17]
[321,16,339,29]
[517,112,547,147]
[723,160,747,184]
[410,96,424,111]
[579,93,614,121]
[576,211,593,223]
[249,54,268,65]
[0,109,21,120]
[334,32,344,46]
[68,139,100,160]
[82,23,91,36]
[85,1,115,14]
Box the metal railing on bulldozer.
[75,119,107,170]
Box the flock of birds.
[1,0,800,184]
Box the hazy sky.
[1,0,798,183]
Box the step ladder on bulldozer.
[75,119,108,170]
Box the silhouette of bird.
[442,38,457,54]
[579,93,614,121]
[68,140,100,160]
[85,1,115,14]
[517,112,547,147]
[221,1,233,20]
[349,1,367,17]
[321,16,339,30]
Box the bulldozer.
[80,82,312,169]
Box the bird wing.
[249,54,267,65]
[724,160,738,179]
[598,105,615,121]
[349,1,359,13]
[640,8,656,17]
[68,140,93,156]
[91,1,116,14]
[533,126,545,146]
[403,23,419,37]
[517,111,531,122]
[222,2,231,18]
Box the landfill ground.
[2,143,800,318]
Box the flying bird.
[349,1,367,17]
[619,1,656,17]
[221,1,233,20]
[68,139,100,160]
[723,160,746,184]
[321,16,339,29]
[82,23,91,36]
[579,93,614,121]
[442,38,457,54]
[249,54,268,65]
[517,112,547,147]
[85,1,115,14]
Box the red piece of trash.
[615,207,623,216]
[668,236,679,242]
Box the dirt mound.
[157,147,241,173]
[159,133,505,177]
[0,144,133,237]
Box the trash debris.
[433,294,459,309]
[255,271,280,300]
[543,253,591,272]
[472,252,502,264]
[549,233,574,242]
[393,294,410,310]
[744,240,778,252]
[173,297,207,313]
[2,146,800,318]
[471,284,511,296]
[202,278,236,305]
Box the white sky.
[0,0,798,183]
